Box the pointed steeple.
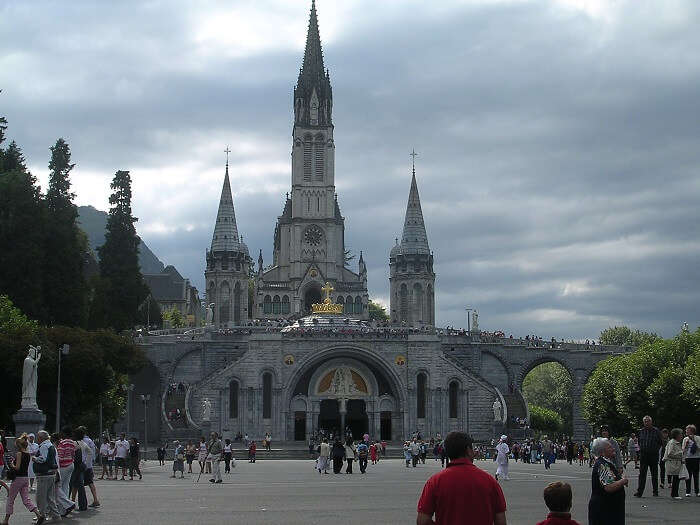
[210,161,240,252]
[400,168,430,255]
[294,0,332,125]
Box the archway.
[346,399,368,439]
[318,399,340,433]
[521,360,574,437]
[303,284,322,313]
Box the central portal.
[346,399,368,440]
[304,286,322,313]
[318,399,340,433]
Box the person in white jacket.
[495,435,510,481]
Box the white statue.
[472,310,479,333]
[22,345,41,409]
[201,397,212,422]
[492,399,502,422]
[206,304,214,325]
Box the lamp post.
[123,383,135,434]
[55,344,69,433]
[140,394,151,458]
[465,307,473,335]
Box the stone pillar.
[572,384,588,442]
[13,408,46,437]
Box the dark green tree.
[599,326,659,347]
[43,138,88,326]
[528,405,563,435]
[0,132,46,320]
[522,362,573,435]
[91,170,148,331]
[368,300,390,321]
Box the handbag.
[679,463,689,480]
[6,467,16,481]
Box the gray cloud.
[2,0,699,338]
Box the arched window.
[272,295,281,314]
[281,295,290,314]
[262,373,272,419]
[337,296,344,307]
[219,281,231,324]
[263,295,272,314]
[417,373,427,419]
[344,295,353,314]
[413,283,424,323]
[400,284,408,324]
[354,296,363,314]
[314,139,324,181]
[449,381,459,419]
[427,285,434,326]
[229,380,239,419]
[303,141,312,181]
[233,282,241,325]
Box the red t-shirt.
[536,513,581,525]
[57,439,76,468]
[417,458,506,525]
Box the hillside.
[77,205,165,274]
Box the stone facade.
[131,2,633,445]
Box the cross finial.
[410,148,418,175]
[224,146,231,166]
[321,282,334,302]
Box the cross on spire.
[410,148,418,175]
[224,146,231,166]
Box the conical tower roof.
[210,162,240,252]
[399,169,430,255]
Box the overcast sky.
[2,0,699,338]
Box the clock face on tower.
[304,225,324,246]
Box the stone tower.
[256,0,368,318]
[205,160,251,326]
[389,166,435,327]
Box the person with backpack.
[357,441,369,474]
[31,431,60,521]
[682,424,700,497]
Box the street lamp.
[122,383,135,434]
[55,344,69,433]
[140,394,151,458]
[465,306,473,335]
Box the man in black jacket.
[634,415,662,498]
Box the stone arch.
[516,355,576,390]
[290,396,307,412]
[480,349,516,389]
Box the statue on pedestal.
[492,399,503,422]
[201,397,212,422]
[22,345,41,409]
[472,310,479,333]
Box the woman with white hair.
[495,435,510,481]
[588,437,628,525]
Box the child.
[536,482,581,525]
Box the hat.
[500,435,508,441]
[173,440,180,444]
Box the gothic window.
[303,141,312,181]
[263,295,272,314]
[337,296,344,308]
[262,373,272,419]
[354,296,362,314]
[219,281,231,324]
[233,282,241,325]
[449,381,459,419]
[417,373,427,419]
[272,295,281,314]
[400,284,408,324]
[427,285,434,325]
[314,141,324,181]
[344,295,353,314]
[413,283,424,323]
[304,225,324,246]
[281,295,290,314]
[229,380,239,419]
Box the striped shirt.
[57,439,76,468]
[638,426,662,454]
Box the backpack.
[690,437,699,455]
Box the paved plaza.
[6,457,698,524]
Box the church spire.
[400,154,430,255]
[294,0,332,125]
[210,155,240,252]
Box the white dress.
[495,442,510,479]
[27,441,40,479]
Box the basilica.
[133,1,626,445]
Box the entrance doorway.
[318,399,340,433]
[294,411,306,441]
[346,399,368,440]
[380,411,392,441]
[304,286,322,313]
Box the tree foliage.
[522,362,573,435]
[162,307,184,328]
[43,138,88,326]
[91,171,148,331]
[599,326,659,347]
[583,328,700,433]
[368,300,390,321]
[529,405,563,434]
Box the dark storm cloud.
[2,0,699,338]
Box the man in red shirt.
[417,432,507,525]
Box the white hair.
[591,437,610,456]
[37,430,50,440]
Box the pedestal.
[13,407,47,436]
[201,420,212,438]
